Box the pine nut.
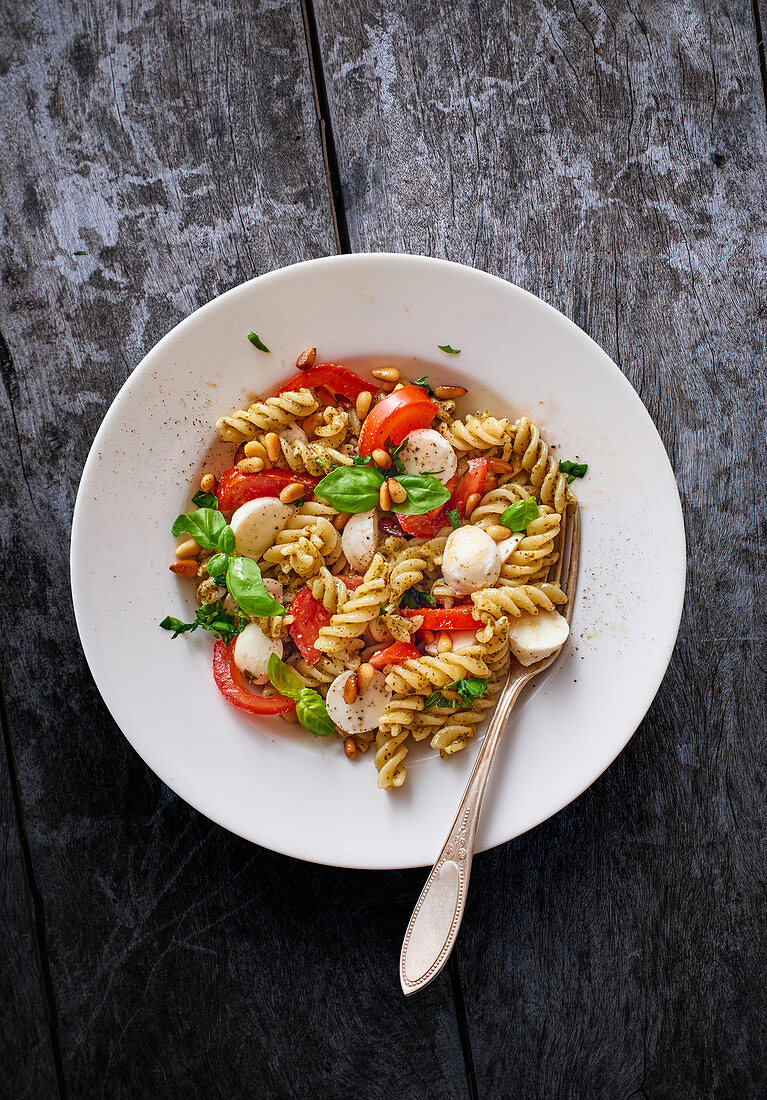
[175,537,200,559]
[379,481,392,511]
[264,432,281,464]
[487,457,514,474]
[464,492,481,518]
[357,663,375,695]
[379,380,396,393]
[433,385,468,400]
[343,673,359,704]
[392,382,405,391]
[344,737,358,760]
[244,439,267,461]
[237,456,264,474]
[487,524,510,542]
[200,473,217,493]
[387,477,407,504]
[355,390,372,419]
[302,410,323,438]
[169,560,199,577]
[296,347,317,370]
[372,448,390,469]
[437,631,453,653]
[371,366,401,383]
[484,475,498,492]
[279,481,306,504]
[333,512,351,531]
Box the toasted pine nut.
[302,410,323,438]
[175,537,200,559]
[296,347,317,370]
[333,512,351,531]
[421,629,435,646]
[244,439,267,461]
[464,492,481,518]
[264,432,281,464]
[372,448,390,469]
[357,663,375,695]
[343,737,358,760]
[437,631,453,653]
[371,366,401,383]
[279,481,306,504]
[487,457,514,474]
[355,390,372,419]
[387,477,407,504]
[169,560,199,578]
[237,456,264,474]
[343,673,359,705]
[484,475,498,492]
[379,380,397,393]
[433,384,468,400]
[487,524,510,542]
[392,382,405,391]
[200,473,217,493]
[379,481,392,511]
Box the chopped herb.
[423,677,488,710]
[352,454,376,466]
[559,459,588,483]
[389,440,407,474]
[499,497,539,533]
[399,588,437,610]
[160,600,244,644]
[73,250,88,256]
[424,691,460,709]
[247,331,271,353]
[448,507,461,530]
[437,344,461,355]
[379,604,388,616]
[413,375,435,395]
[192,490,219,509]
[314,455,325,468]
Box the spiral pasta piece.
[385,644,490,695]
[310,567,349,613]
[216,389,318,442]
[261,503,339,577]
[279,433,351,477]
[254,613,294,639]
[471,582,566,623]
[389,536,447,599]
[498,513,561,584]
[469,483,536,529]
[315,554,390,655]
[512,417,573,513]
[440,413,510,453]
[312,406,349,448]
[286,651,355,695]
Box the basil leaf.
[226,557,285,616]
[247,331,270,353]
[389,440,407,474]
[295,688,335,737]
[559,459,588,483]
[352,454,375,466]
[315,464,384,512]
[448,507,461,530]
[424,691,460,709]
[390,474,451,516]
[171,507,227,550]
[499,497,539,533]
[207,552,230,581]
[267,654,304,699]
[219,525,236,555]
[160,600,244,644]
[437,344,461,354]
[160,615,196,638]
[399,588,437,610]
[413,375,434,395]
[448,677,488,706]
[192,490,219,509]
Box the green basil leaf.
[437,344,461,354]
[388,440,407,474]
[160,615,197,638]
[448,507,461,530]
[315,464,384,513]
[267,654,304,699]
[559,459,588,483]
[352,454,375,466]
[295,688,336,737]
[192,490,219,509]
[171,507,227,550]
[219,525,236,555]
[247,331,270,353]
[447,677,488,705]
[160,600,244,644]
[390,474,451,516]
[424,691,460,709]
[226,557,285,617]
[413,375,434,395]
[499,497,539,533]
[207,552,230,580]
[398,588,437,610]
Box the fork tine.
[562,503,580,625]
[550,505,569,588]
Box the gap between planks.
[752,0,767,118]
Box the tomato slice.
[399,458,488,537]
[368,641,421,669]
[275,363,377,401]
[215,468,318,512]
[402,606,480,631]
[212,640,296,714]
[288,576,364,665]
[358,386,437,455]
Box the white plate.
[71,254,685,869]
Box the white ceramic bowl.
[71,254,685,868]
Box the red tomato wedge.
[212,640,296,714]
[399,458,488,537]
[368,642,421,669]
[288,576,364,665]
[402,606,480,631]
[215,468,318,512]
[358,386,437,455]
[274,363,377,402]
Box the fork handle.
[399,674,526,995]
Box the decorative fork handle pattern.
[400,673,527,995]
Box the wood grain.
[0,1,469,1095]
[314,0,767,1094]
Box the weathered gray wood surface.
[313,0,767,1095]
[2,0,766,1096]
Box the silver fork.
[399,503,581,995]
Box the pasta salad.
[161,346,586,789]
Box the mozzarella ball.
[442,526,501,595]
[342,509,378,574]
[233,623,283,685]
[230,498,295,560]
[508,610,570,667]
[325,669,392,735]
[398,428,457,484]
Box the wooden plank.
[314,0,767,1093]
[0,1,468,1095]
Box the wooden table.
[1,1,765,1096]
